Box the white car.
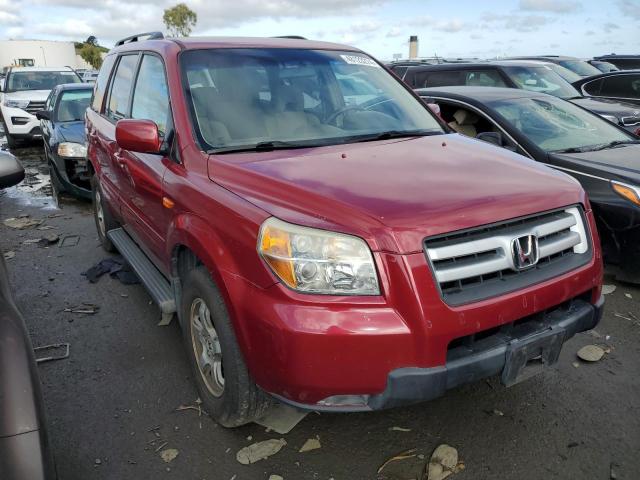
[0,66,83,148]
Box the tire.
[2,121,17,149]
[90,174,117,252]
[181,266,271,427]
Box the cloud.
[408,16,466,32]
[385,26,402,38]
[481,12,553,32]
[519,0,580,14]
[604,22,620,33]
[617,0,640,20]
[0,11,20,24]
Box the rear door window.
[464,70,508,87]
[131,54,170,135]
[414,71,464,88]
[106,54,139,122]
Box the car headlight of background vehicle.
[600,114,619,124]
[611,180,640,207]
[4,99,30,109]
[258,217,380,295]
[58,142,87,158]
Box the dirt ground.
[1,136,639,480]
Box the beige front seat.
[448,109,479,137]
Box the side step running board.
[107,228,176,325]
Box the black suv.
[508,56,602,78]
[594,55,640,71]
[397,61,640,134]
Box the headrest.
[453,109,478,126]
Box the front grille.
[424,206,591,305]
[25,101,46,115]
[621,116,640,127]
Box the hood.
[570,96,640,117]
[209,134,585,254]
[2,90,50,102]
[551,143,640,184]
[56,121,86,145]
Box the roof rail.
[115,32,164,47]
[272,35,307,40]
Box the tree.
[163,3,197,37]
[85,35,98,46]
[79,44,103,70]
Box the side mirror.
[476,131,504,147]
[0,152,25,189]
[35,110,51,121]
[115,119,161,154]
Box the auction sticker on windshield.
[340,54,381,68]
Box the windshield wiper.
[349,130,442,143]
[208,141,315,154]
[590,140,640,151]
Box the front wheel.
[2,121,17,149]
[181,266,271,427]
[91,174,117,252]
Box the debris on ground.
[377,448,417,474]
[268,475,284,480]
[94,458,102,465]
[3,250,15,260]
[37,225,56,230]
[577,345,606,362]
[37,233,59,247]
[389,426,412,432]
[255,402,308,434]
[426,444,464,480]
[602,285,616,295]
[236,439,287,465]
[58,234,80,247]
[299,437,321,453]
[174,399,208,417]
[34,343,70,363]
[160,448,179,463]
[3,216,42,229]
[491,409,504,416]
[624,293,632,299]
[82,256,140,285]
[63,303,100,314]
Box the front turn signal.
[611,181,640,207]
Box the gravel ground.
[1,139,639,480]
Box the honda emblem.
[511,235,539,271]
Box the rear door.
[117,53,172,267]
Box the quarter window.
[582,79,603,96]
[414,71,463,88]
[106,54,139,121]
[91,55,116,112]
[131,55,170,135]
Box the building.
[0,39,87,69]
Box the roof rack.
[272,35,307,40]
[115,32,164,47]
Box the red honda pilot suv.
[86,33,604,427]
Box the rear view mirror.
[35,110,51,121]
[0,152,25,189]
[476,131,504,147]
[115,119,161,154]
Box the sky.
[0,0,638,61]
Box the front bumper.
[276,295,603,411]
[0,105,40,138]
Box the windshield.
[490,96,632,152]
[558,60,602,77]
[56,89,92,122]
[181,48,443,151]
[6,70,82,92]
[546,64,582,83]
[502,66,580,99]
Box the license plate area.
[501,327,565,387]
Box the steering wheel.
[326,104,366,125]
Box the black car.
[398,61,640,134]
[593,54,640,71]
[417,86,640,282]
[0,151,57,479]
[588,60,620,73]
[36,83,93,199]
[507,56,603,78]
[572,70,640,109]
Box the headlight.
[600,114,619,124]
[58,142,87,158]
[611,180,640,207]
[4,99,30,109]
[258,217,380,295]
